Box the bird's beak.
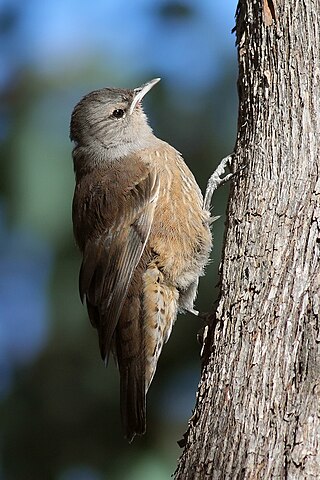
[129,78,161,115]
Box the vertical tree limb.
[175,1,320,478]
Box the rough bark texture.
[175,1,320,479]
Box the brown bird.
[70,78,212,442]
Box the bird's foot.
[204,154,234,211]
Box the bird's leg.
[203,153,234,214]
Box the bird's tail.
[116,262,178,442]
[119,360,146,443]
[116,290,146,442]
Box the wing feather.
[79,168,160,361]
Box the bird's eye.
[112,109,125,118]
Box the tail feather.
[115,287,147,442]
[120,362,146,443]
[114,261,178,442]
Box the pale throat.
[101,127,158,161]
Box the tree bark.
[175,1,320,479]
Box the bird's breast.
[147,147,212,289]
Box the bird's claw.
[204,153,235,212]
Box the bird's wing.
[79,168,160,361]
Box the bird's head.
[70,78,161,159]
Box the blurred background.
[0,1,237,478]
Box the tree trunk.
[175,1,320,479]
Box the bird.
[70,78,212,442]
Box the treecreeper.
[70,78,212,442]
